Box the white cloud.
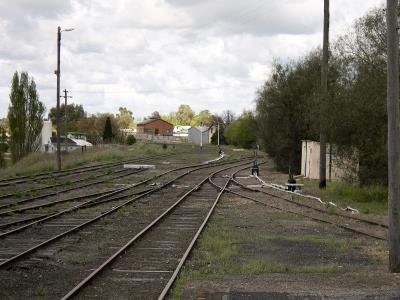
[0,0,385,119]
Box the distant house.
[136,118,173,136]
[173,125,191,137]
[188,126,211,145]
[120,128,136,136]
[40,121,92,153]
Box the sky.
[0,0,385,119]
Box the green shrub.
[126,134,136,145]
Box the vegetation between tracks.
[0,142,183,178]
[300,179,387,215]
[170,219,343,299]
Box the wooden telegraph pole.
[319,0,329,189]
[56,26,62,171]
[387,0,400,273]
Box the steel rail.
[0,158,251,269]
[0,157,246,238]
[0,168,142,211]
[157,165,235,300]
[210,178,387,241]
[231,177,388,229]
[0,167,131,201]
[60,161,249,300]
[0,190,116,218]
[0,151,189,187]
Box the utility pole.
[56,26,61,171]
[217,121,220,146]
[387,0,400,273]
[54,26,74,171]
[319,0,329,189]
[62,89,72,139]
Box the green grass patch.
[0,142,190,178]
[170,222,340,299]
[301,179,387,215]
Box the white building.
[40,120,53,152]
[173,125,191,137]
[188,126,210,145]
[39,120,92,153]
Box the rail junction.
[0,148,393,299]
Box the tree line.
[255,6,387,185]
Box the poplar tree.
[8,71,45,162]
[103,117,113,143]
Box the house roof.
[50,137,78,146]
[189,126,210,132]
[137,118,173,126]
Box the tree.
[103,117,113,143]
[149,111,161,119]
[161,112,177,125]
[0,126,7,168]
[192,110,213,126]
[126,134,136,145]
[332,6,387,184]
[224,111,257,149]
[48,103,86,134]
[116,107,134,129]
[210,114,227,145]
[222,110,236,125]
[175,104,194,125]
[8,71,45,162]
[256,51,324,173]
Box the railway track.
[0,158,250,268]
[0,150,224,215]
[0,157,246,234]
[61,161,246,299]
[213,171,388,241]
[0,151,187,187]
[0,158,251,299]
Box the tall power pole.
[217,121,220,146]
[387,0,400,273]
[55,27,74,172]
[319,0,329,189]
[56,26,62,171]
[62,89,72,139]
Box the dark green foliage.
[102,117,113,143]
[331,7,387,185]
[126,134,136,145]
[255,6,388,184]
[210,115,229,145]
[256,51,325,173]
[48,103,86,134]
[8,71,45,162]
[224,111,257,149]
[0,126,8,153]
[162,143,167,150]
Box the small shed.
[136,118,173,136]
[188,126,210,145]
[301,140,358,181]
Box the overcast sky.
[0,0,384,119]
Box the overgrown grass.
[301,179,388,215]
[0,141,185,178]
[170,222,340,299]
